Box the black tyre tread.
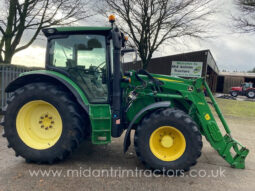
[134,108,202,172]
[2,82,87,164]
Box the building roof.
[220,72,255,78]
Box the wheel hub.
[161,135,173,148]
[39,114,55,130]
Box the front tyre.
[134,108,202,173]
[246,90,255,99]
[2,82,86,163]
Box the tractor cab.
[241,82,253,91]
[43,26,125,103]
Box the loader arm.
[195,80,249,169]
[169,78,249,169]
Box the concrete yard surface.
[0,99,254,191]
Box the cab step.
[89,104,111,144]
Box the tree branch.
[103,0,215,68]
[0,0,91,63]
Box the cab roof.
[42,26,112,37]
[55,26,112,32]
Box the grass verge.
[213,98,255,119]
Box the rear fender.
[5,70,89,113]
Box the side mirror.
[121,48,137,64]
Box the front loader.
[0,16,249,172]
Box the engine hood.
[231,87,242,91]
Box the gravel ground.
[0,113,254,191]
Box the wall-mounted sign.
[171,61,203,78]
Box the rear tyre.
[246,90,255,99]
[2,82,87,163]
[230,91,238,97]
[134,108,202,173]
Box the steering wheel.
[84,61,105,75]
[94,61,106,72]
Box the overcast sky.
[9,0,255,72]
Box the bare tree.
[233,0,255,33]
[101,0,215,69]
[0,0,91,64]
[248,67,255,73]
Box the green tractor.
[0,16,249,172]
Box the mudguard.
[5,70,89,113]
[123,101,171,153]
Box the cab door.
[49,34,109,103]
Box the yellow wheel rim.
[149,126,186,161]
[16,100,63,150]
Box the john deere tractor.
[0,16,249,172]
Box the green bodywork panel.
[55,26,112,32]
[19,70,89,105]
